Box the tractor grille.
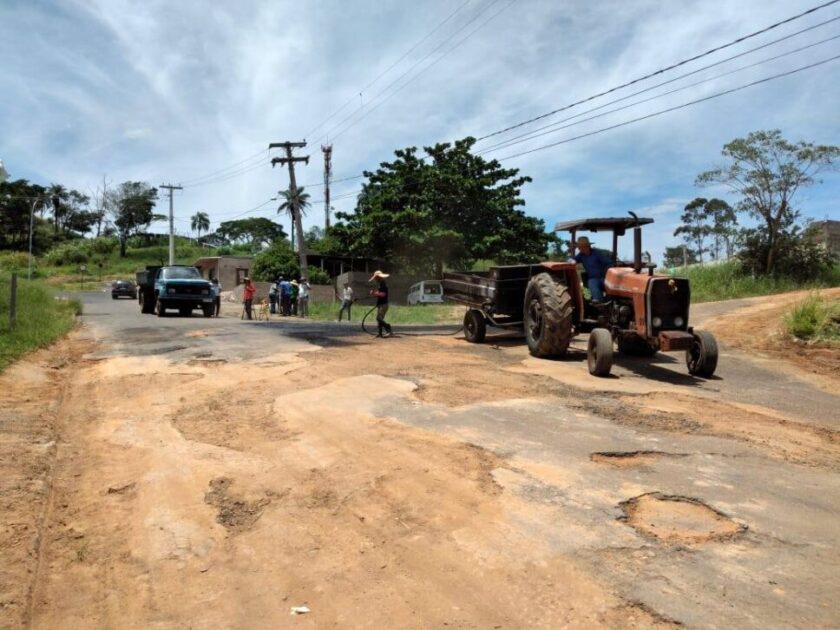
[647,277,690,332]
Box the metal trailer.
[442,264,572,343]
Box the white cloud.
[1,0,838,264]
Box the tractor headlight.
[652,316,662,328]
[673,316,684,328]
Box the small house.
[193,256,253,290]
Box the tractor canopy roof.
[553,217,654,235]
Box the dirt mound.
[590,451,686,468]
[619,492,746,543]
[204,477,280,533]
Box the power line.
[304,0,473,140]
[179,148,270,187]
[182,158,272,189]
[315,0,512,144]
[479,32,840,155]
[475,0,840,143]
[495,54,840,162]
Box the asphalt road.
[56,290,839,628]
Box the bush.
[43,242,89,266]
[0,251,32,272]
[304,267,331,285]
[89,236,118,256]
[783,293,839,342]
[738,227,836,281]
[252,241,299,281]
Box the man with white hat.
[369,270,392,337]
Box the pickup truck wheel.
[155,299,165,317]
[524,272,573,358]
[686,330,718,378]
[588,328,614,376]
[202,305,214,318]
[463,309,486,343]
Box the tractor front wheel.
[463,309,487,343]
[686,330,718,378]
[523,273,574,358]
[587,328,614,376]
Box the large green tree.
[107,182,160,257]
[0,179,49,252]
[697,130,839,274]
[216,217,286,251]
[330,137,549,276]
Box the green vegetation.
[674,261,840,303]
[783,293,840,343]
[306,301,462,325]
[0,274,81,371]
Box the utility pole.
[322,144,332,231]
[269,142,309,278]
[159,184,183,265]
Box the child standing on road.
[337,283,353,321]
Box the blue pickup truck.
[136,265,215,317]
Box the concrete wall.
[194,256,253,291]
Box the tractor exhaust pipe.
[629,211,642,273]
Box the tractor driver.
[572,236,613,302]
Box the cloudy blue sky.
[1,0,839,262]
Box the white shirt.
[299,282,310,298]
[342,287,353,301]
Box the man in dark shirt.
[369,270,392,337]
[572,236,613,301]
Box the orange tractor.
[442,214,718,378]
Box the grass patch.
[674,261,840,303]
[0,274,81,371]
[306,300,462,325]
[783,293,839,343]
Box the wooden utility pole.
[270,142,309,277]
[322,144,332,231]
[159,184,183,265]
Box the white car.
[407,280,444,305]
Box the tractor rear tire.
[524,272,574,358]
[617,335,657,357]
[686,330,718,378]
[587,328,614,377]
[463,309,487,343]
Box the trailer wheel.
[686,330,718,378]
[588,328,614,376]
[617,335,657,356]
[463,309,487,343]
[523,272,574,357]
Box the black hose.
[358,298,465,337]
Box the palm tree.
[46,183,69,234]
[277,186,311,275]
[190,211,210,245]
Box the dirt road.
[1,291,837,628]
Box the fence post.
[10,272,17,330]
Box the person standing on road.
[211,278,222,317]
[337,282,353,322]
[269,280,279,315]
[242,277,256,320]
[298,277,310,318]
[290,280,299,316]
[279,277,291,316]
[369,270,392,337]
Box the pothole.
[204,477,282,533]
[591,451,686,468]
[619,492,746,543]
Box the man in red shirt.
[242,277,256,320]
